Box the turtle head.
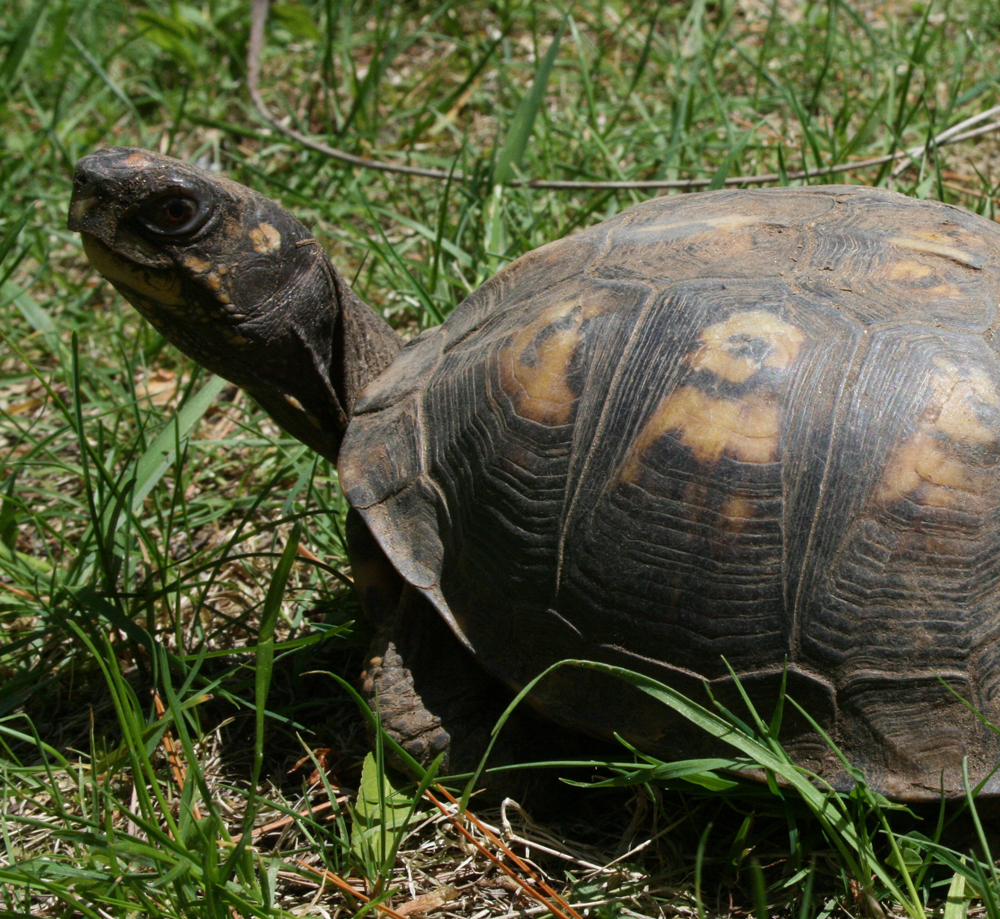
[69,147,400,463]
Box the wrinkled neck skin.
[219,244,402,465]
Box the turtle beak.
[68,148,174,269]
[67,166,114,246]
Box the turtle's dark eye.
[138,193,209,237]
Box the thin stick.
[151,691,202,821]
[424,786,583,919]
[294,859,411,919]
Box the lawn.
[3,0,1000,916]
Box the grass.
[2,0,1000,915]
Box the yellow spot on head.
[82,235,185,307]
[182,255,213,273]
[249,222,282,255]
[687,310,805,384]
[69,195,96,222]
[123,152,153,168]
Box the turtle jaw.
[78,233,186,315]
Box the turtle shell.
[339,185,1000,800]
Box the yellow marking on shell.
[624,310,804,477]
[879,432,971,507]
[499,299,603,425]
[204,272,222,291]
[628,214,763,256]
[929,358,998,444]
[626,386,781,475]
[878,359,1000,507]
[249,222,282,254]
[686,310,805,384]
[885,235,982,269]
[885,260,934,282]
[81,235,185,307]
[635,214,761,237]
[719,494,755,531]
[884,258,962,299]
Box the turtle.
[68,146,1000,801]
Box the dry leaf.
[394,885,459,917]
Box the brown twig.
[0,581,36,600]
[228,798,344,844]
[152,691,202,821]
[424,785,583,919]
[247,0,1000,191]
[294,859,411,919]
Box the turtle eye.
[138,193,209,237]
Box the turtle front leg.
[360,585,509,775]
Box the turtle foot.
[360,587,509,775]
[360,587,606,800]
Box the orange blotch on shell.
[686,310,805,384]
[719,494,755,531]
[885,234,983,269]
[499,300,602,425]
[625,386,782,478]
[877,359,1000,508]
[123,151,153,168]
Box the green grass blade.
[493,12,568,185]
[225,521,301,880]
[0,0,50,89]
[513,658,917,911]
[124,374,227,515]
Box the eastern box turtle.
[69,148,1000,800]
